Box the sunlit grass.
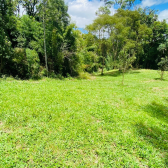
[0,69,168,167]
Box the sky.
[65,0,168,29]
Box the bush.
[40,67,48,77]
[79,50,99,73]
[105,55,113,71]
[77,72,91,79]
[26,49,40,79]
[13,48,28,78]
[49,72,57,78]
[56,74,64,80]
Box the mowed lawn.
[0,70,168,167]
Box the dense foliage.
[0,0,82,78]
[0,0,168,79]
[86,7,168,73]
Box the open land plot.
[0,70,168,167]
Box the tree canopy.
[0,0,168,79]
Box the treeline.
[0,0,168,79]
[86,7,168,74]
[0,0,82,79]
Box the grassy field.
[0,69,168,167]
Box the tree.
[118,40,136,84]
[157,25,168,58]
[157,26,168,80]
[42,0,48,76]
[0,0,17,74]
[86,11,110,74]
[20,0,40,17]
[157,57,168,80]
[38,0,81,76]
[103,0,140,9]
[96,6,111,16]
[15,15,43,78]
[80,33,99,73]
[17,15,43,50]
[133,8,168,69]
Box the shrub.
[13,48,28,78]
[26,49,40,79]
[40,67,48,77]
[105,55,113,71]
[49,72,57,78]
[77,72,91,79]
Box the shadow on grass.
[165,98,168,102]
[97,70,121,77]
[135,122,168,165]
[129,70,141,74]
[154,78,168,81]
[135,100,168,166]
[141,101,168,123]
[96,70,140,77]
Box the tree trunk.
[101,57,104,75]
[114,40,118,65]
[43,1,48,77]
[0,56,2,74]
[161,71,164,80]
[122,71,124,85]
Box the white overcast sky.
[66,0,168,28]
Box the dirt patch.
[143,80,155,83]
[0,121,3,126]
[0,122,12,133]
[123,130,131,134]
[98,127,108,135]
[153,87,162,92]
[90,76,96,80]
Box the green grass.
[0,69,168,167]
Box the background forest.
[0,0,168,79]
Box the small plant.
[49,71,57,78]
[1,74,7,80]
[40,68,48,77]
[157,57,168,80]
[77,72,91,79]
[56,74,64,80]
[66,73,72,80]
